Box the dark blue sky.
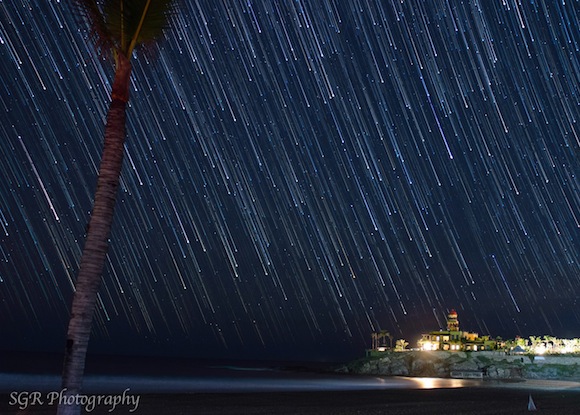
[1,1,579,361]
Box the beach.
[134,388,580,415]
[2,352,580,414]
[3,388,580,414]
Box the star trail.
[1,0,579,360]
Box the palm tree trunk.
[58,54,131,415]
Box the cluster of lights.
[421,342,462,351]
[534,345,546,355]
[421,342,438,351]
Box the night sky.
[1,1,579,362]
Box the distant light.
[422,341,436,351]
[534,345,546,355]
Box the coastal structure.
[370,330,392,352]
[418,309,497,351]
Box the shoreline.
[3,351,580,413]
[2,387,580,415]
[343,350,580,382]
[3,370,580,394]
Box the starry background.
[1,0,579,361]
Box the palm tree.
[395,339,409,352]
[59,2,177,414]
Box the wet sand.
[3,387,580,414]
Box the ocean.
[3,351,580,394]
[3,352,580,414]
[1,351,486,393]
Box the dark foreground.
[3,388,580,415]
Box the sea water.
[1,352,578,394]
[0,352,484,393]
[0,371,484,394]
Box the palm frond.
[127,0,177,54]
[71,0,114,52]
[73,0,178,58]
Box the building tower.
[446,309,460,332]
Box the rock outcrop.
[341,351,580,381]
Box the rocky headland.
[339,350,580,381]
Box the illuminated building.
[418,309,497,352]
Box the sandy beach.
[3,387,580,415]
[3,353,580,414]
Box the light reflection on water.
[0,372,482,393]
[1,372,579,394]
[403,377,480,389]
